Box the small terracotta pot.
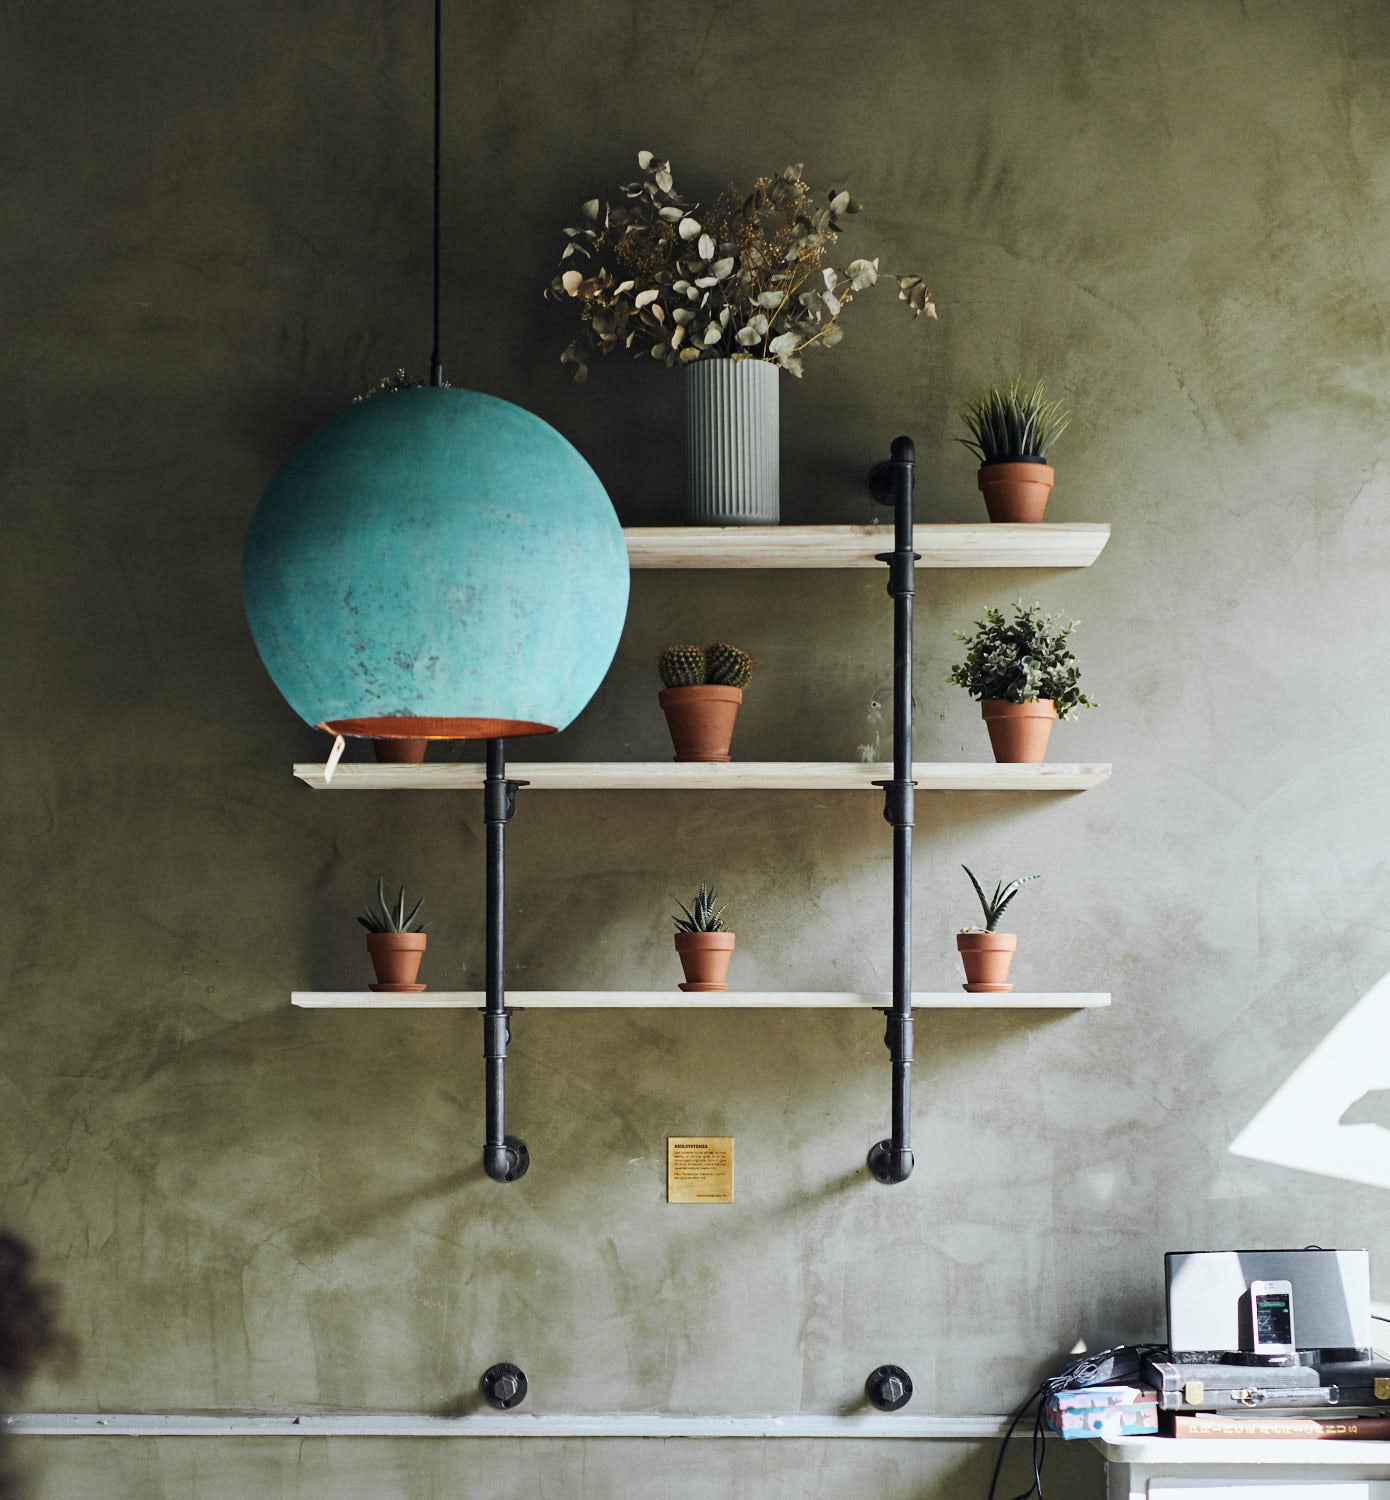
[978,460,1054,523]
[659,685,743,763]
[367,931,427,991]
[675,930,736,992]
[957,931,1017,993]
[982,699,1056,763]
[373,737,428,764]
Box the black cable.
[428,0,443,386]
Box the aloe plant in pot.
[658,641,754,762]
[948,601,1095,763]
[672,883,735,992]
[358,878,430,993]
[958,378,1070,523]
[957,867,1038,993]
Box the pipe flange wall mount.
[865,1364,913,1411]
[481,1362,528,1409]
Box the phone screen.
[1255,1290,1293,1347]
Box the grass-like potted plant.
[957,867,1039,993]
[958,378,1070,523]
[658,641,754,762]
[357,878,430,993]
[949,601,1095,763]
[549,152,934,525]
[672,883,735,992]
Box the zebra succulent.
[961,866,1038,933]
[672,883,729,933]
[357,877,430,934]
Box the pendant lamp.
[242,2,628,750]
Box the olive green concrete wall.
[4,0,1389,1495]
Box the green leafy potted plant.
[658,642,754,762]
[958,378,1070,523]
[948,601,1095,763]
[357,878,430,993]
[957,867,1039,993]
[673,883,735,992]
[549,151,934,525]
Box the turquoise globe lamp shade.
[242,387,629,743]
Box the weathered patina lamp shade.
[243,387,629,743]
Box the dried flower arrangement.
[548,152,935,382]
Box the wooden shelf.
[623,523,1109,570]
[294,760,1111,792]
[293,991,1111,1010]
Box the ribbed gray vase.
[684,358,780,525]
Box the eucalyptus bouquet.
[549,151,935,381]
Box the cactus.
[357,876,430,934]
[658,643,708,687]
[704,641,754,688]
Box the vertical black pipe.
[482,738,528,1182]
[428,0,443,388]
[868,436,917,1185]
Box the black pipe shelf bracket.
[867,436,918,1185]
[482,738,529,1183]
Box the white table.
[1095,1436,1390,1498]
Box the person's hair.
[0,1233,75,1499]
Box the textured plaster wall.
[3,0,1390,1496]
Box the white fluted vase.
[684,359,780,525]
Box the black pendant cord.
[483,738,529,1182]
[867,436,918,1185]
[428,0,443,387]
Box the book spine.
[1170,1414,1390,1440]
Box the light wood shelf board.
[292,991,1111,1010]
[623,523,1109,570]
[294,761,1111,792]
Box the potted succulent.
[549,152,934,525]
[957,867,1039,993]
[948,601,1095,763]
[958,378,1070,523]
[357,878,430,993]
[658,641,754,762]
[672,884,735,992]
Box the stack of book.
[1163,1413,1390,1440]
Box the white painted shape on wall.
[1230,972,1390,1190]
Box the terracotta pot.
[977,460,1054,523]
[982,699,1056,763]
[956,931,1017,993]
[675,930,736,992]
[373,737,428,764]
[659,685,743,762]
[367,931,427,992]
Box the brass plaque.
[667,1136,733,1203]
[1376,1378,1390,1401]
[1182,1381,1205,1405]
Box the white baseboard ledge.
[6,1411,1012,1440]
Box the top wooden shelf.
[622,523,1109,569]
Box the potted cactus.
[357,878,430,993]
[948,601,1095,763]
[658,641,754,762]
[957,867,1038,993]
[958,378,1070,522]
[673,883,735,992]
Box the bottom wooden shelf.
[292,991,1110,1010]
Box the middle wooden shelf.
[293,991,1111,1010]
[295,761,1111,792]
